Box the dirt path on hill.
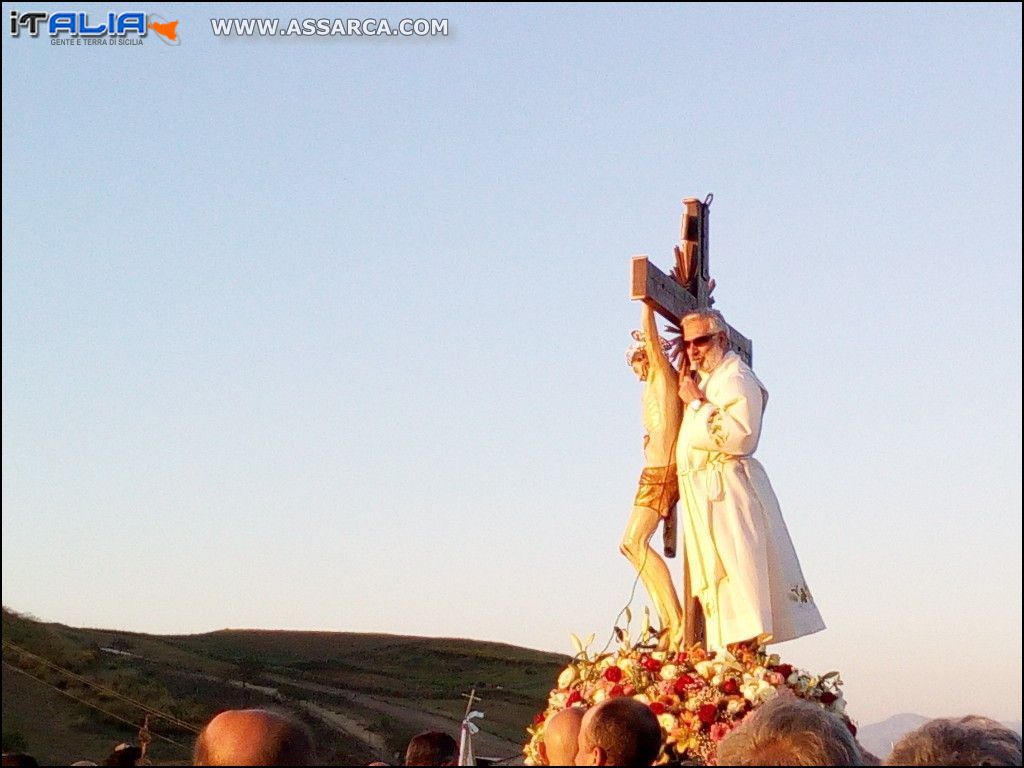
[265,673,523,758]
[168,670,390,757]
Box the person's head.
[715,695,863,766]
[956,715,1023,751]
[886,717,1022,766]
[1,754,39,767]
[626,331,650,381]
[404,731,458,766]
[102,743,142,767]
[680,310,730,374]
[192,708,316,766]
[575,697,662,766]
[545,706,586,766]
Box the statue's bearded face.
[686,332,727,373]
[631,355,650,381]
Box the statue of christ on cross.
[627,198,825,652]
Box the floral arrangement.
[524,630,852,765]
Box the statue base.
[524,635,852,765]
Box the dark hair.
[102,745,142,767]
[404,731,458,766]
[2,754,40,768]
[586,698,662,766]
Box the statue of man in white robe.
[674,309,826,651]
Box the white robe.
[676,351,825,649]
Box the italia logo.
[8,10,180,44]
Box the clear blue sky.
[2,3,1020,726]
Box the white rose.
[592,689,608,703]
[633,694,652,705]
[726,698,746,715]
[660,664,679,681]
[695,661,715,679]
[557,667,577,689]
[658,713,679,732]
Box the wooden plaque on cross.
[630,197,753,366]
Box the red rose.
[722,678,740,695]
[566,690,583,707]
[698,703,719,724]
[773,664,794,679]
[649,702,667,716]
[676,652,688,663]
[845,718,858,737]
[609,684,625,698]
[673,675,698,696]
[820,692,837,705]
[603,666,623,683]
[533,712,546,726]
[641,655,663,673]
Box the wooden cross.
[461,688,481,719]
[630,196,753,366]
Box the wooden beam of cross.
[630,196,753,366]
[461,688,481,719]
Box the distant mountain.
[858,714,1023,760]
[858,714,930,759]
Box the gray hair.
[680,309,730,341]
[716,695,864,766]
[886,717,1022,766]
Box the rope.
[2,661,192,754]
[2,640,199,733]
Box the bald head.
[576,698,662,766]
[193,709,315,766]
[545,707,585,766]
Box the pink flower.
[710,722,733,742]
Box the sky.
[2,3,1021,727]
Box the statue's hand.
[679,376,702,405]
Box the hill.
[1,608,566,764]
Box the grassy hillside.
[2,608,566,764]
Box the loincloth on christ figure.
[634,464,679,516]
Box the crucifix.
[628,195,752,650]
[460,688,481,719]
[630,195,753,366]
